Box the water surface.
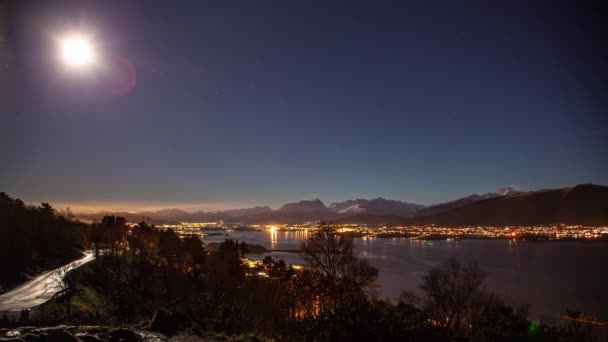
[203,229,608,323]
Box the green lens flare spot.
[528,320,540,336]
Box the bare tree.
[301,226,378,306]
[58,207,75,221]
[419,257,491,337]
[53,264,76,317]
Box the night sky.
[1,1,607,211]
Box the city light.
[138,221,608,242]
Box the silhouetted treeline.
[0,193,595,340]
[0,193,90,291]
[27,220,591,341]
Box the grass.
[31,264,110,324]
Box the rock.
[54,325,76,332]
[109,328,141,341]
[148,308,188,336]
[31,327,72,335]
[166,336,201,342]
[4,331,19,338]
[22,328,77,342]
[82,326,106,334]
[3,326,171,342]
[47,329,78,342]
[20,334,40,342]
[137,332,166,342]
[77,334,105,342]
[15,327,35,334]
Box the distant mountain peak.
[327,198,423,217]
[278,199,328,213]
[154,208,190,216]
[337,203,366,214]
[334,184,608,226]
[417,186,525,217]
[73,184,606,226]
[494,186,523,196]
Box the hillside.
[416,186,522,216]
[418,184,608,226]
[335,184,608,226]
[0,193,89,290]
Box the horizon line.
[11,183,604,214]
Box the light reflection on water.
[269,227,278,248]
[201,229,608,323]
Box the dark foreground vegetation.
[0,194,600,341]
[0,193,90,292]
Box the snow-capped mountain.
[336,203,366,214]
[327,200,359,213]
[416,186,525,216]
[493,186,522,196]
[334,184,608,226]
[328,198,424,217]
[75,186,528,224]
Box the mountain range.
[415,186,522,217]
[74,184,608,226]
[333,184,608,226]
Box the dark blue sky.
[1,1,607,211]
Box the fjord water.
[202,230,608,323]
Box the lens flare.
[528,320,540,336]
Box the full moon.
[60,35,95,67]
